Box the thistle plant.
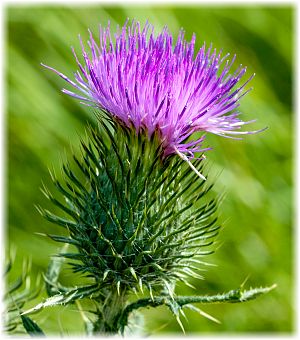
[20,20,275,335]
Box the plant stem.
[93,288,127,335]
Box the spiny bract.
[40,117,219,298]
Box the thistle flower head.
[43,20,263,160]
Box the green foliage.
[3,252,44,336]
[117,283,277,334]
[21,315,45,337]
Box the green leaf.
[116,284,277,334]
[4,251,43,335]
[22,283,100,315]
[45,244,69,296]
[21,315,45,336]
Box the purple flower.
[43,20,263,164]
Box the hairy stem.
[93,288,127,335]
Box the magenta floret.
[43,20,262,159]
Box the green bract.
[39,116,219,332]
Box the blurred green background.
[5,3,294,335]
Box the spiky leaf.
[21,315,45,336]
